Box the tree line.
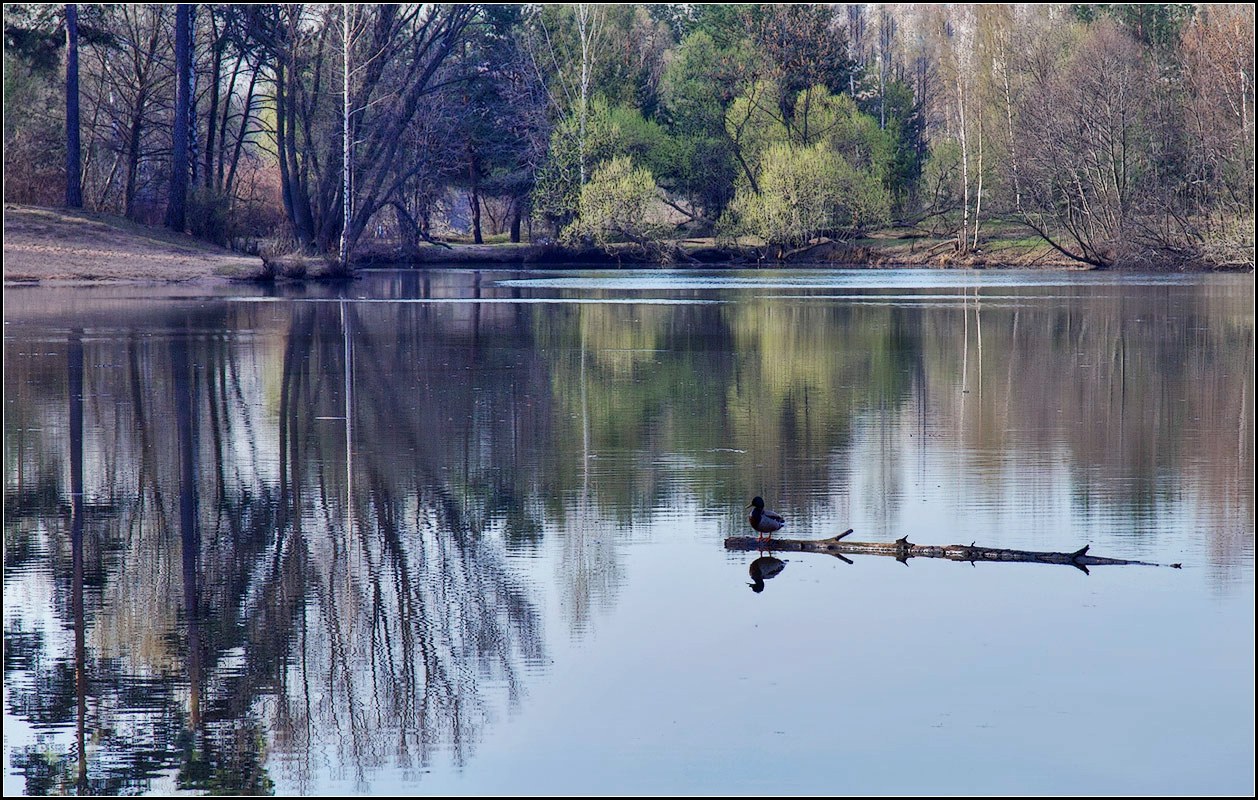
[3,4,1254,268]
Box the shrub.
[563,156,669,256]
[725,142,890,249]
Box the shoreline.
[4,204,1248,287]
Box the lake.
[3,268,1254,795]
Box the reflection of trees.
[4,296,548,793]
[924,285,1255,552]
[525,281,1251,556]
[263,301,546,787]
[536,298,923,537]
[3,276,1253,792]
[5,305,282,794]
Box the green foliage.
[1071,4,1195,49]
[788,88,895,184]
[877,80,926,208]
[3,4,67,205]
[526,4,669,116]
[717,82,896,246]
[724,141,890,249]
[3,4,63,74]
[660,29,752,134]
[563,155,667,254]
[664,133,740,225]
[531,99,621,232]
[686,4,750,48]
[918,140,963,234]
[2,46,64,206]
[725,79,789,173]
[607,105,678,182]
[655,29,753,221]
[749,4,855,100]
[532,100,701,235]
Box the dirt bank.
[3,204,264,285]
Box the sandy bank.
[3,204,264,285]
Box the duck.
[748,555,786,593]
[745,496,785,543]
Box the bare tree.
[64,4,82,208]
[1018,21,1156,267]
[165,4,191,231]
[252,5,473,259]
[80,5,174,221]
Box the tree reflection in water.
[4,297,547,794]
[3,274,1253,794]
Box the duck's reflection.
[748,555,786,593]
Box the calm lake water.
[3,268,1254,795]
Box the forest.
[3,3,1255,270]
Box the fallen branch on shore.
[723,530,1182,573]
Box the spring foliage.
[563,155,667,253]
[724,142,890,248]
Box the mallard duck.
[745,496,785,543]
[748,555,786,593]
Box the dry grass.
[3,204,265,284]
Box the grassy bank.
[356,221,1087,269]
[6,204,1240,285]
[3,204,266,284]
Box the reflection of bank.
[748,555,786,593]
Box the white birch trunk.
[340,5,351,268]
[956,71,970,255]
[1002,62,1021,212]
[972,117,983,251]
[575,4,601,186]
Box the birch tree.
[926,6,971,252]
[574,4,603,185]
[339,4,351,269]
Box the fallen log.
[723,530,1182,573]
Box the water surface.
[4,268,1254,795]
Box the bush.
[563,156,669,256]
[187,187,231,245]
[724,142,890,249]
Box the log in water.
[723,530,1182,572]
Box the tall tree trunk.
[878,9,893,130]
[64,4,82,208]
[469,157,482,244]
[215,52,244,191]
[1001,62,1022,212]
[223,66,258,198]
[339,4,352,269]
[185,6,198,189]
[509,198,522,244]
[204,30,224,191]
[275,63,297,236]
[575,4,601,186]
[124,110,143,219]
[955,71,970,255]
[165,4,191,232]
[286,63,316,245]
[972,118,983,250]
[276,60,313,248]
